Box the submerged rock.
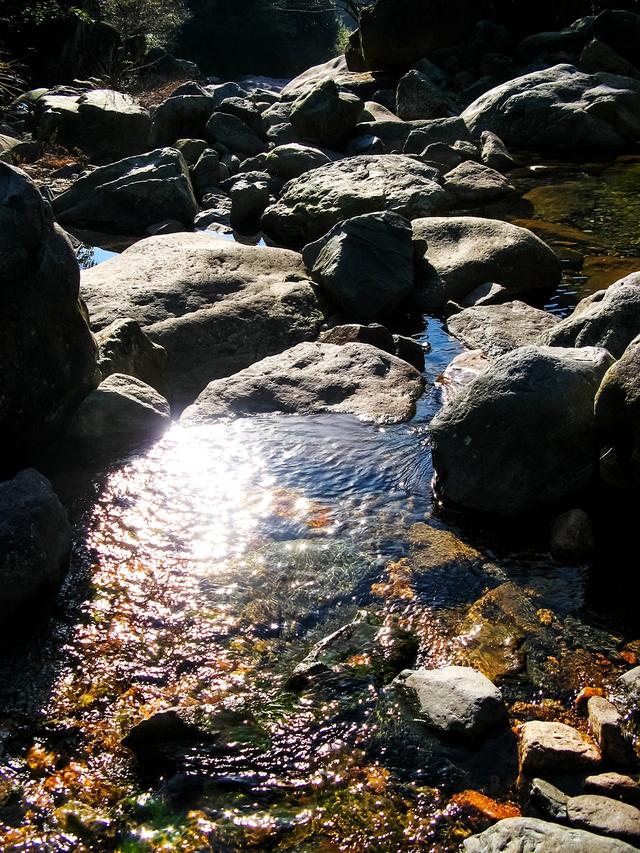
[463,816,639,852]
[412,216,560,308]
[302,211,416,323]
[0,163,98,466]
[393,665,508,740]
[430,345,613,515]
[447,301,559,357]
[462,65,640,149]
[81,234,328,405]
[0,469,71,622]
[53,148,198,234]
[261,154,448,247]
[181,341,425,424]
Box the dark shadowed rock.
[319,323,426,370]
[52,148,197,234]
[412,216,561,308]
[447,301,558,356]
[541,273,640,358]
[0,163,98,465]
[191,148,220,198]
[462,64,640,149]
[302,211,416,323]
[63,374,170,454]
[430,346,614,514]
[36,89,150,164]
[96,318,168,395]
[550,509,595,564]
[463,816,638,852]
[396,70,453,120]
[595,333,640,487]
[181,341,425,424]
[289,79,363,147]
[205,112,266,157]
[0,469,71,621]
[480,130,517,172]
[80,234,328,405]
[262,155,448,247]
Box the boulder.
[595,333,640,486]
[264,143,331,180]
[318,324,426,371]
[0,163,98,467]
[519,721,601,777]
[96,318,168,395]
[302,211,416,323]
[444,160,516,204]
[63,374,170,453]
[412,216,561,308]
[462,64,640,149]
[585,773,640,805]
[217,97,265,136]
[580,39,639,78]
[355,0,482,71]
[479,130,517,172]
[430,346,614,515]
[149,93,217,147]
[463,816,638,852]
[402,117,474,152]
[205,112,266,157]
[395,70,453,120]
[191,149,220,198]
[175,138,208,166]
[281,55,395,103]
[52,148,197,235]
[446,302,559,357]
[181,341,425,424]
[261,154,448,248]
[393,665,508,740]
[566,795,640,845]
[35,89,150,164]
[541,273,640,358]
[289,79,363,147]
[80,234,328,405]
[0,469,71,621]
[588,696,636,768]
[225,172,270,228]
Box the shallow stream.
[1,159,639,851]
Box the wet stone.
[519,721,601,778]
[588,696,637,769]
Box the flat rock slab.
[394,665,507,740]
[567,794,640,845]
[261,154,448,247]
[181,341,425,424]
[463,816,639,852]
[447,301,559,357]
[412,216,560,308]
[519,721,601,777]
[81,233,328,406]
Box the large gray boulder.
[0,469,71,621]
[540,273,640,358]
[80,233,328,406]
[52,148,197,234]
[430,345,614,515]
[462,64,640,149]
[463,817,638,852]
[281,55,395,103]
[0,163,98,466]
[412,216,561,308]
[205,112,266,157]
[261,154,448,248]
[302,211,416,323]
[393,665,508,740]
[264,143,331,180]
[35,89,150,164]
[63,373,170,454]
[447,302,559,357]
[595,333,640,486]
[289,79,363,147]
[181,341,425,424]
[395,69,453,121]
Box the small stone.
[585,773,640,805]
[519,721,600,778]
[550,509,596,564]
[529,777,569,821]
[588,696,636,768]
[394,665,508,740]
[567,794,640,845]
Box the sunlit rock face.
[80,233,330,406]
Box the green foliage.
[0,0,93,29]
[177,0,341,78]
[99,0,190,49]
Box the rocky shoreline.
[2,2,640,850]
